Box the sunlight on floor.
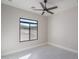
[19,53,32,59]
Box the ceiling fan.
[32,0,58,15]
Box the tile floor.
[2,45,78,59]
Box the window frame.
[19,17,38,42]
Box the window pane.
[20,19,37,23]
[20,20,29,41]
[30,24,37,40]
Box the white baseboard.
[2,42,47,56]
[48,42,78,53]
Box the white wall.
[48,6,78,52]
[2,3,78,56]
[1,4,48,56]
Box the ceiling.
[1,0,78,16]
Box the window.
[19,18,38,42]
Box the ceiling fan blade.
[47,6,58,10]
[41,11,45,15]
[40,2,45,9]
[47,10,54,14]
[33,9,43,11]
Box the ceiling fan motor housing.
[44,0,47,3]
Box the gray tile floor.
[2,45,78,59]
